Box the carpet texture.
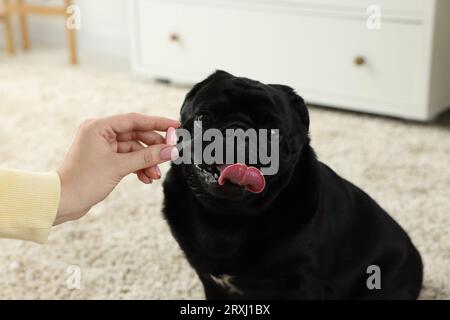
[0,50,448,299]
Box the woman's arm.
[0,169,60,243]
[0,113,179,244]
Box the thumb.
[119,144,178,174]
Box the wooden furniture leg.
[17,0,30,50]
[64,0,77,65]
[7,0,79,64]
[1,0,15,55]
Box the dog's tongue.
[218,164,265,194]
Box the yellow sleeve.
[0,169,61,244]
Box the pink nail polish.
[160,146,179,161]
[170,147,179,161]
[165,127,177,146]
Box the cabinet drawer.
[136,0,426,113]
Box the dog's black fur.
[163,71,423,299]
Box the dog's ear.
[269,84,310,130]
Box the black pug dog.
[162,70,423,299]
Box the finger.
[144,166,162,180]
[117,141,144,153]
[117,131,165,146]
[118,144,179,174]
[137,170,152,184]
[101,113,180,134]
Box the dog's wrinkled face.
[177,71,310,213]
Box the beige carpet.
[0,50,448,299]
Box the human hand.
[54,113,180,225]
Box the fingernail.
[160,146,179,161]
[166,127,177,146]
[155,166,161,178]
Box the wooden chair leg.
[65,0,78,65]
[2,0,15,55]
[66,26,78,64]
[17,0,30,50]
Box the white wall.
[10,0,131,61]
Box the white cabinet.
[130,0,450,121]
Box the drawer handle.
[169,33,180,42]
[354,56,366,66]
